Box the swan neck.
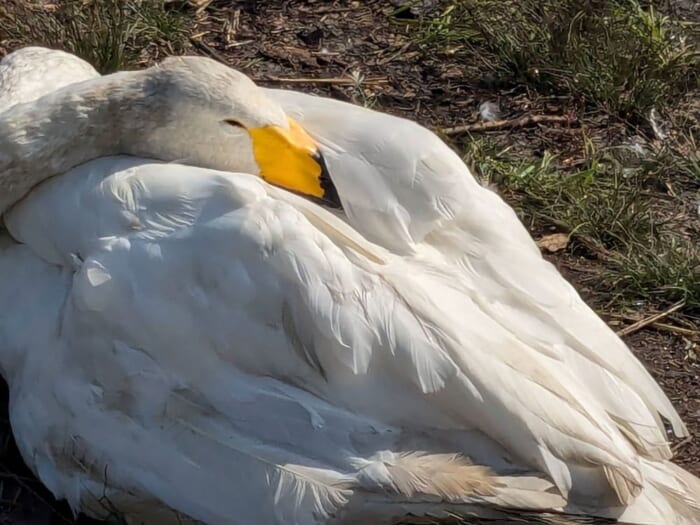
[0,71,156,214]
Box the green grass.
[415,0,699,119]
[0,0,188,73]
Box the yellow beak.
[248,117,341,208]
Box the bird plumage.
[0,47,697,524]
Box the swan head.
[132,56,340,208]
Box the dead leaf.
[536,233,570,253]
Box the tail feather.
[355,452,500,501]
[343,453,700,525]
[615,458,700,525]
[602,464,643,505]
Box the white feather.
[0,47,697,525]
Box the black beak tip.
[314,151,342,210]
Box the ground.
[0,0,698,523]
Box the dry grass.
[0,0,188,72]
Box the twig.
[191,0,214,14]
[224,39,254,49]
[441,114,577,135]
[189,37,229,65]
[576,234,613,260]
[671,436,694,454]
[298,6,357,14]
[602,311,699,338]
[616,300,686,337]
[648,322,699,338]
[377,42,411,66]
[256,76,389,85]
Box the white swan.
[0,47,698,524]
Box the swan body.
[0,47,698,524]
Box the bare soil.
[0,0,697,523]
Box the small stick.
[616,300,686,337]
[649,322,699,338]
[300,6,356,14]
[377,42,412,66]
[602,312,698,338]
[441,114,577,135]
[671,436,694,454]
[189,38,229,65]
[576,234,613,260]
[257,76,389,85]
[224,40,254,49]
[192,0,214,14]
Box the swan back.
[0,47,99,112]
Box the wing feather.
[267,87,686,459]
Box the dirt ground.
[0,0,697,523]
